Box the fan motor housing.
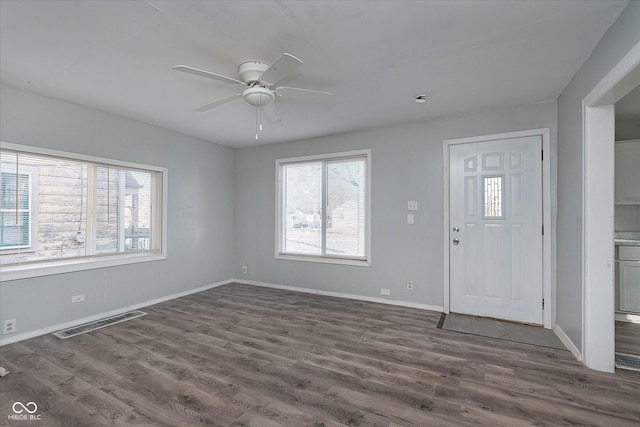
[243,86,275,107]
[238,61,269,84]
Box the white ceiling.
[0,0,629,148]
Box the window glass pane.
[283,162,322,254]
[326,159,366,257]
[1,170,31,249]
[95,166,120,254]
[124,171,152,252]
[483,176,504,218]
[1,173,29,210]
[94,167,154,254]
[39,158,87,260]
[0,212,29,247]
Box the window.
[276,150,370,266]
[0,143,167,281]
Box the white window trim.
[0,142,168,282]
[275,149,371,267]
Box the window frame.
[0,142,168,282]
[275,149,371,267]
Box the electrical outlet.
[3,318,16,334]
[380,288,390,296]
[242,266,248,274]
[407,280,414,290]
[71,294,85,303]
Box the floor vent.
[615,352,640,372]
[53,310,147,339]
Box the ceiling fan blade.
[259,53,303,86]
[276,87,336,104]
[173,65,244,86]
[263,103,282,123]
[194,94,242,112]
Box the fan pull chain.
[259,91,263,131]
[255,105,259,140]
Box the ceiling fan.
[172,53,335,125]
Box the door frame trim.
[443,128,552,329]
[581,41,640,372]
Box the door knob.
[453,238,460,245]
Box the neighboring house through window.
[0,143,167,281]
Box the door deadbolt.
[452,227,460,232]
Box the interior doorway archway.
[582,41,640,372]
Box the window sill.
[0,251,166,282]
[275,252,371,267]
[0,248,36,255]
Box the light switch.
[407,213,415,225]
[408,201,418,211]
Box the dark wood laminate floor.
[616,320,640,355]
[1,283,639,426]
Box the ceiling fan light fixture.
[173,52,334,122]
[243,86,275,107]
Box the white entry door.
[449,136,543,324]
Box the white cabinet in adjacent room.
[618,246,640,313]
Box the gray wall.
[235,102,557,308]
[556,1,640,350]
[616,206,640,231]
[616,118,640,141]
[0,85,235,339]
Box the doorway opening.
[582,41,640,372]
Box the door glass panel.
[482,175,504,219]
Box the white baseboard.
[235,279,444,312]
[615,312,640,324]
[0,279,233,346]
[553,324,582,362]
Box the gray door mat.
[53,310,147,339]
[438,313,566,350]
[615,353,640,372]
